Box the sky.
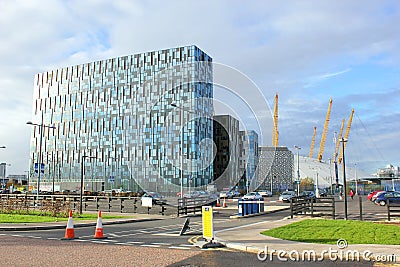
[0,0,399,176]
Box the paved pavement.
[1,205,399,264]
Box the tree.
[300,177,314,191]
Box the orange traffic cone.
[64,210,75,239]
[215,198,221,207]
[94,210,106,239]
[223,198,227,208]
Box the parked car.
[242,192,262,200]
[142,192,165,204]
[258,190,273,197]
[279,191,296,202]
[300,191,316,198]
[368,190,384,201]
[231,191,241,197]
[371,191,392,202]
[219,191,233,198]
[374,191,400,206]
[319,189,328,197]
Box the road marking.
[91,240,109,244]
[141,244,160,248]
[179,244,195,247]
[47,237,59,240]
[151,242,172,246]
[12,234,23,237]
[169,246,191,250]
[127,241,144,244]
[215,217,288,233]
[152,233,180,237]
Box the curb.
[215,239,260,254]
[0,217,163,231]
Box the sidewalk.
[0,212,166,231]
[214,215,400,262]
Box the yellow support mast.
[317,98,333,161]
[309,126,317,158]
[332,119,345,163]
[272,93,279,147]
[338,108,354,164]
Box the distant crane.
[317,98,333,161]
[272,93,279,147]
[338,108,354,164]
[309,126,317,158]
[331,119,345,163]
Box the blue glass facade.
[29,45,213,194]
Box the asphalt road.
[0,208,291,250]
[0,235,376,267]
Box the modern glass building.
[28,45,214,195]
[239,130,259,192]
[256,146,294,193]
[213,115,240,191]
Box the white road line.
[151,242,172,246]
[169,246,191,250]
[126,241,144,244]
[29,236,42,239]
[141,244,160,248]
[12,234,23,237]
[152,233,180,237]
[179,244,195,247]
[91,240,109,244]
[215,217,288,233]
[47,237,59,240]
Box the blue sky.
[0,0,399,175]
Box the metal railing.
[387,198,400,221]
[290,196,335,219]
[0,194,171,216]
[177,196,216,216]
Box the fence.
[177,196,216,216]
[0,194,172,216]
[290,196,335,219]
[387,198,400,221]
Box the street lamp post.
[340,137,348,220]
[0,146,6,191]
[1,163,11,190]
[294,146,301,196]
[26,121,56,199]
[171,103,195,198]
[354,163,358,195]
[80,154,96,214]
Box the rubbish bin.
[252,199,259,214]
[238,198,244,216]
[258,197,264,213]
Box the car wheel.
[379,200,386,206]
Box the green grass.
[261,219,400,245]
[0,213,129,223]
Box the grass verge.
[261,219,400,245]
[0,213,129,223]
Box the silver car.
[279,191,296,202]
